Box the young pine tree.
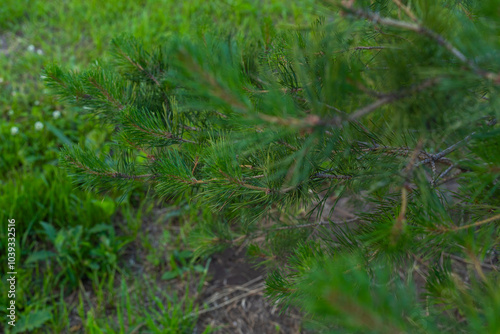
[45,1,499,332]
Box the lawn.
[0,1,314,332]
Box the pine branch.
[414,133,475,168]
[123,114,197,144]
[444,252,498,271]
[258,113,321,127]
[49,10,500,330]
[277,140,298,151]
[449,213,500,231]
[114,47,162,86]
[65,156,115,178]
[391,0,418,22]
[340,4,498,81]
[313,173,352,180]
[332,46,393,54]
[65,155,155,181]
[112,40,172,111]
[122,137,156,161]
[283,78,437,126]
[274,217,359,230]
[178,49,248,111]
[218,169,271,193]
[87,77,125,111]
[348,78,439,120]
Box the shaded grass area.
[0,0,314,332]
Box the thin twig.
[278,140,298,151]
[348,78,438,120]
[450,214,500,231]
[433,163,456,185]
[464,248,488,282]
[218,190,237,212]
[274,217,359,231]
[186,283,265,318]
[115,47,171,110]
[243,174,265,180]
[431,133,474,161]
[125,114,197,144]
[180,50,248,110]
[445,253,498,271]
[313,173,352,180]
[394,187,408,233]
[123,137,156,161]
[415,133,474,167]
[332,46,392,54]
[391,0,418,22]
[434,170,465,187]
[219,169,271,193]
[348,95,393,120]
[87,77,125,111]
[183,125,199,131]
[192,156,200,175]
[341,4,496,81]
[204,275,264,305]
[66,156,157,180]
[395,141,423,232]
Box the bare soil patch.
[195,248,306,334]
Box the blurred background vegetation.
[0,1,315,332]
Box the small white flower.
[34,121,44,131]
[52,111,61,119]
[8,110,14,116]
[27,44,36,52]
[11,127,19,135]
[37,49,44,55]
[0,77,4,83]
[34,100,40,106]
[40,75,47,80]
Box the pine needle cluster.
[45,1,499,332]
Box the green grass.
[0,0,314,332]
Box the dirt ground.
[194,247,306,334]
[116,205,309,334]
